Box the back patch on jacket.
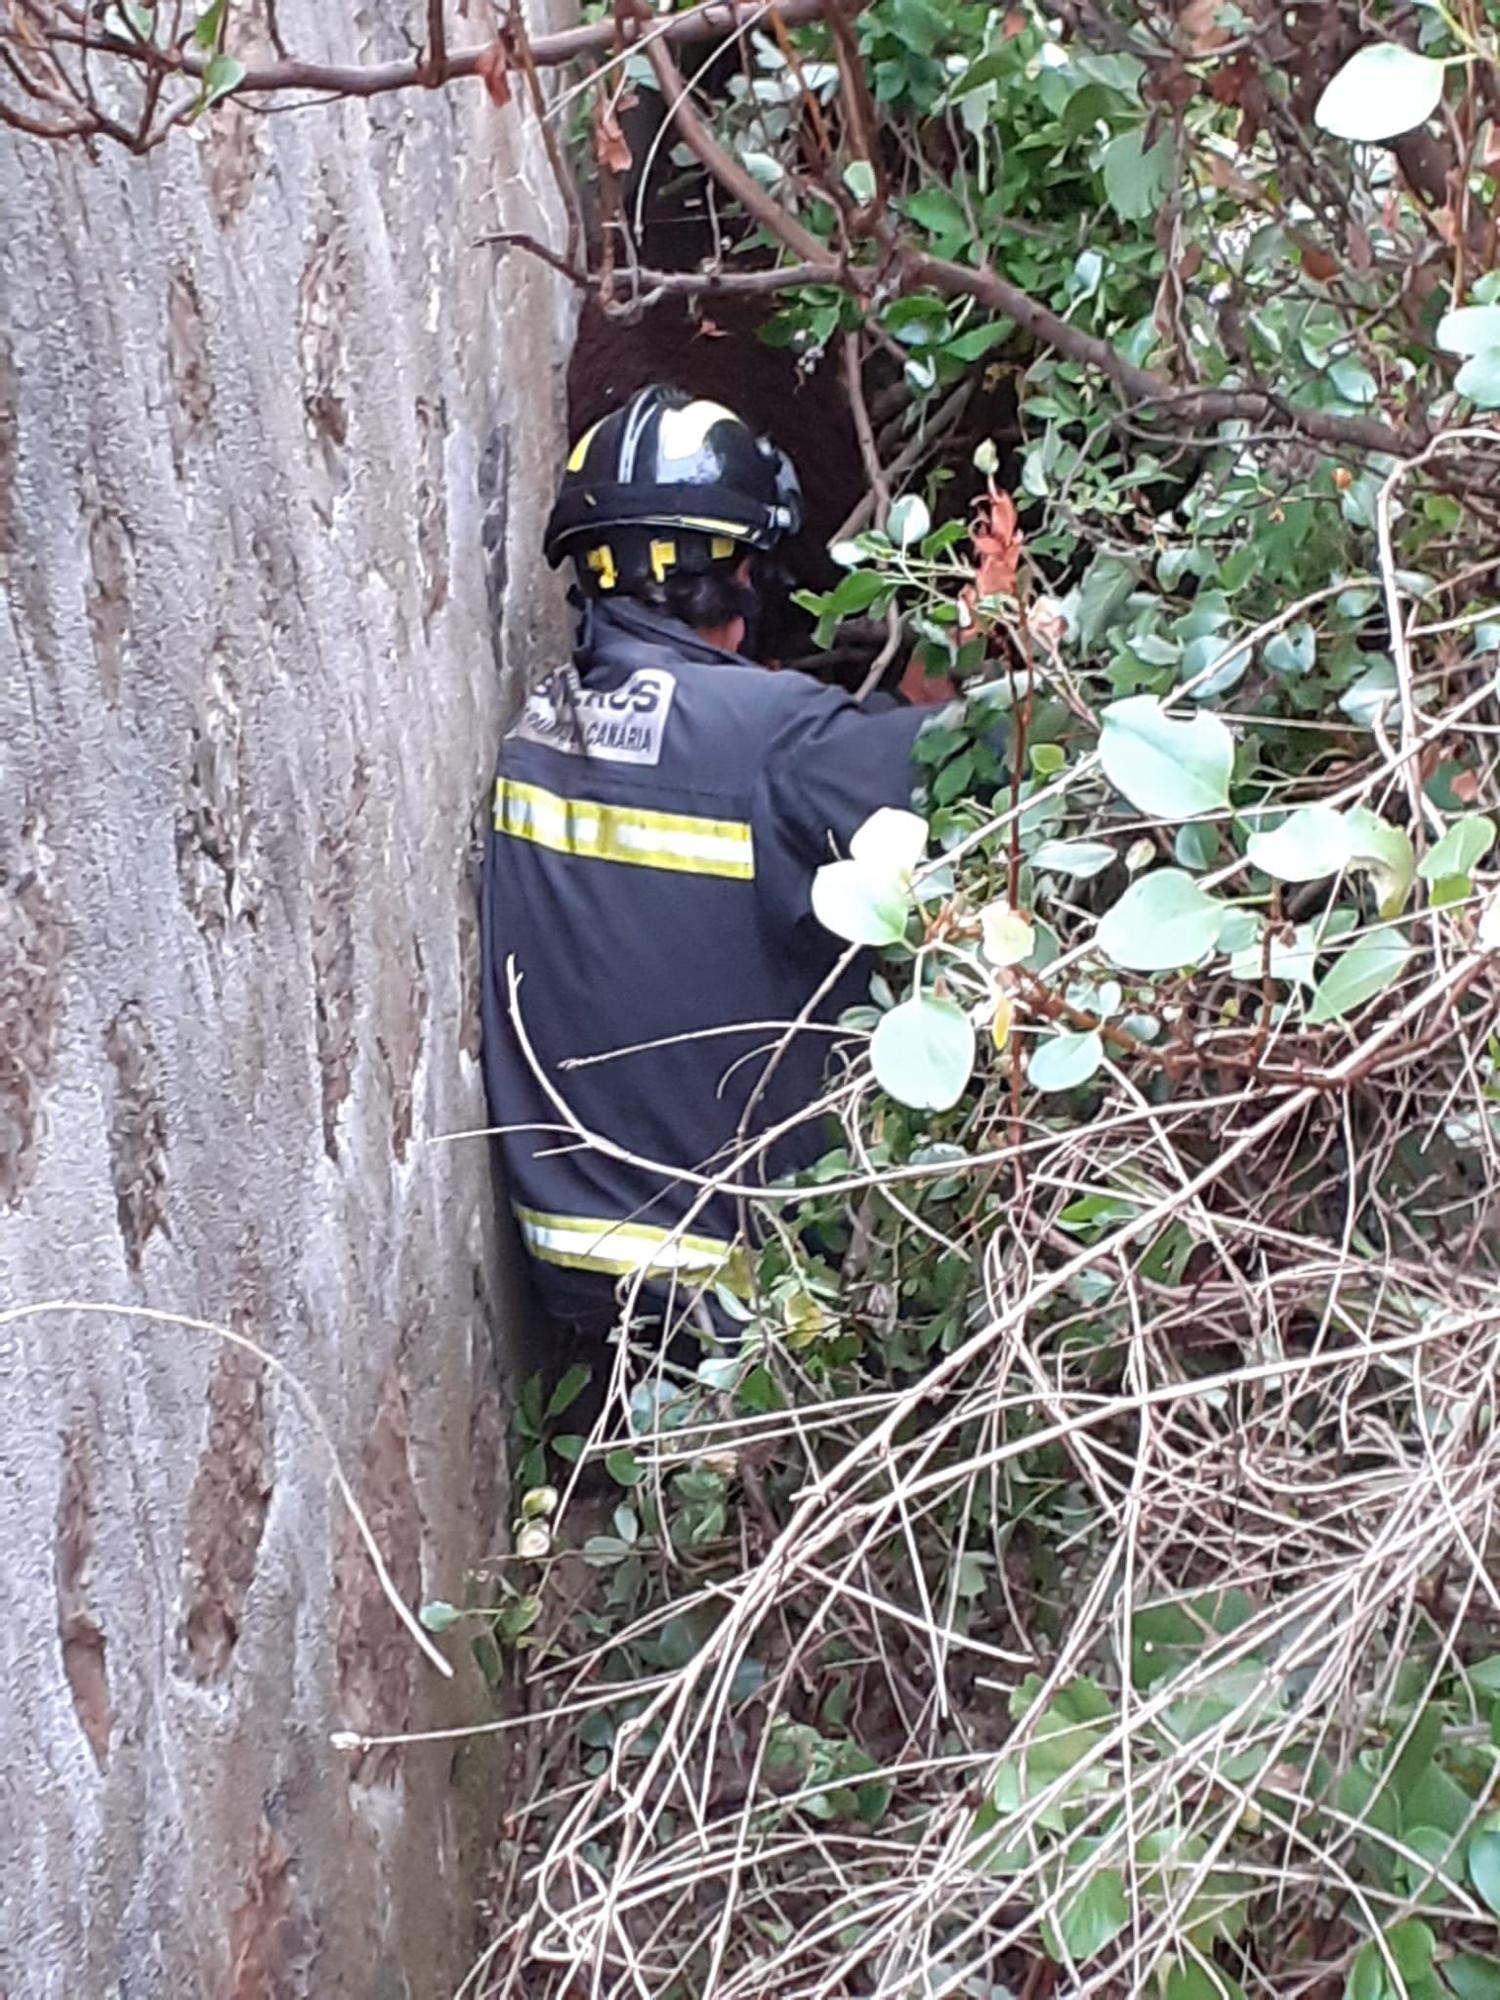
[510,665,675,766]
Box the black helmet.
[543,385,804,597]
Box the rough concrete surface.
[0,6,575,1992]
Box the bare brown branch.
[16,0,849,114]
[637,17,835,271]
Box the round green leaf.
[1340,659,1397,729]
[1469,1825,1500,1917]
[1448,1951,1500,2000]
[546,1362,591,1418]
[980,902,1035,967]
[1387,1919,1435,1984]
[1330,356,1378,405]
[1247,805,1354,883]
[1436,305,1500,357]
[870,995,975,1111]
[1075,554,1138,647]
[1457,350,1500,410]
[1217,907,1260,954]
[1399,1824,1466,1899]
[419,1599,461,1633]
[1097,871,1225,973]
[1346,808,1417,917]
[1034,838,1116,879]
[1100,697,1234,821]
[1314,44,1445,143]
[201,49,246,108]
[850,806,929,877]
[1346,1940,1394,2000]
[1228,914,1355,990]
[887,494,931,547]
[811,858,910,946]
[818,568,890,619]
[1027,1029,1105,1094]
[1187,634,1249,699]
[1306,927,1411,1023]
[1058,1866,1129,1961]
[1174,822,1220,871]
[1163,1965,1247,2000]
[741,150,786,189]
[1419,813,1496,882]
[1263,622,1317,677]
[1101,129,1173,222]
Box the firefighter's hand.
[897,653,960,706]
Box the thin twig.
[0,1298,454,1680]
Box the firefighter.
[480,385,946,1346]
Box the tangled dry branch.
[384,433,1500,2000]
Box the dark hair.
[647,565,755,632]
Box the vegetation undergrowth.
[435,2,1500,1995]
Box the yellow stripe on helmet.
[566,419,604,473]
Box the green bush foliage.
[477,2,1500,1994]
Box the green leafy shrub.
[467,2,1500,1995]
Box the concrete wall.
[0,7,574,1993]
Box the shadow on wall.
[560,71,1025,677]
[567,291,864,669]
[486,1141,557,1385]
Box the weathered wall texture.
[0,7,574,1993]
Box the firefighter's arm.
[759,682,936,868]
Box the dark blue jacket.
[480,597,928,1330]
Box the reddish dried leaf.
[1179,243,1203,280]
[1209,55,1248,106]
[1156,62,1196,112]
[594,102,632,176]
[973,490,1021,600]
[1299,243,1338,283]
[1347,223,1373,274]
[1452,768,1482,803]
[1001,8,1027,36]
[476,41,511,109]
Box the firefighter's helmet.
[543,385,803,597]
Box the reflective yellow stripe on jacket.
[514,1206,735,1281]
[494,778,754,881]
